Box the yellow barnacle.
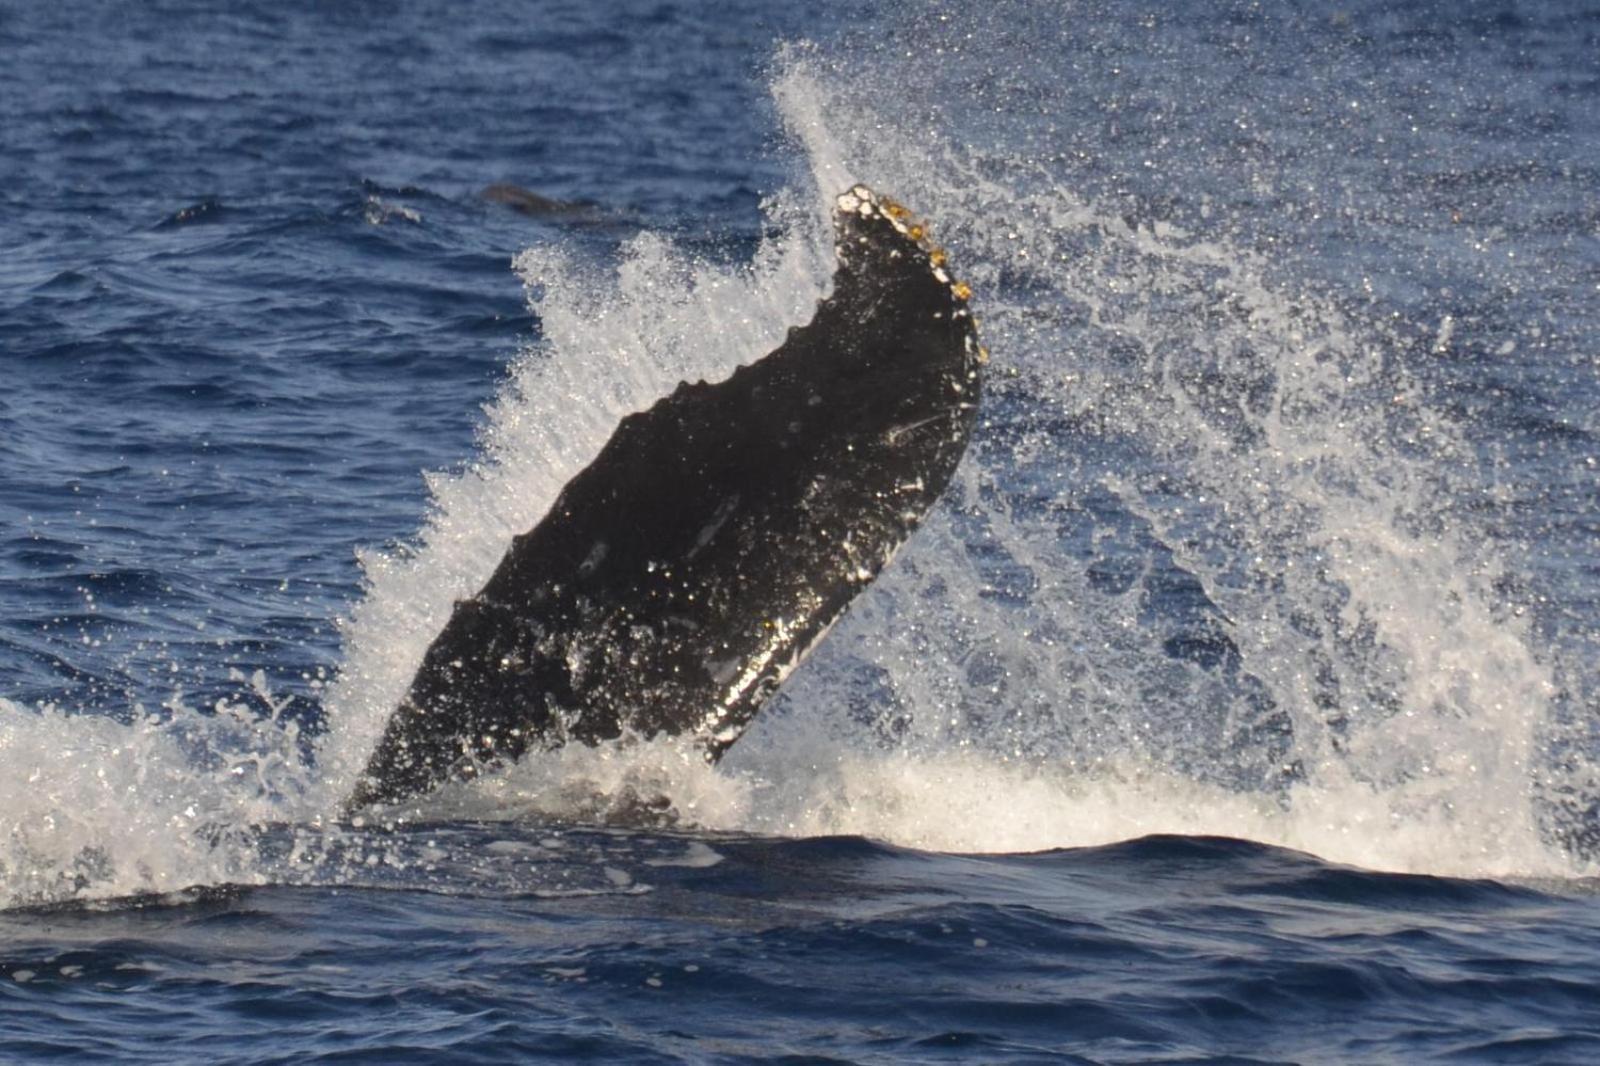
[951,281,972,301]
[929,248,947,267]
[908,224,925,241]
[882,200,910,220]
[977,345,991,365]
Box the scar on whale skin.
[347,185,985,812]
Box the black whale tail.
[347,185,984,812]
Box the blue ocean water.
[3,0,1600,1061]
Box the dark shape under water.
[347,186,984,811]
[480,183,596,219]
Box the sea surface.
[3,0,1600,1061]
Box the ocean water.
[3,0,1599,1061]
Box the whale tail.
[347,186,984,811]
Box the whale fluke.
[348,186,984,811]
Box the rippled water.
[3,0,1599,1060]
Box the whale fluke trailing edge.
[347,186,985,811]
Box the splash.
[0,678,306,908]
[314,184,839,806]
[717,53,1584,878]
[5,9,1595,904]
[284,48,1597,881]
[310,42,1588,879]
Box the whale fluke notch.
[347,185,984,811]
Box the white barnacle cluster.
[836,184,990,368]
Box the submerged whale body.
[480,183,599,220]
[347,186,985,810]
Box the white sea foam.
[0,690,297,907]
